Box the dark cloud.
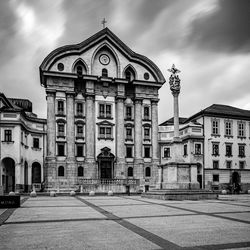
[188,0,250,53]
[0,1,19,66]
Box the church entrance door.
[100,161,112,179]
[97,147,115,180]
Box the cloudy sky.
[1,0,250,123]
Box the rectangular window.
[194,143,202,155]
[144,106,150,120]
[99,103,112,118]
[239,161,245,169]
[76,145,84,157]
[238,122,245,137]
[144,146,151,158]
[77,125,83,137]
[225,121,232,136]
[58,144,65,156]
[99,126,112,139]
[238,145,245,157]
[126,146,133,158]
[212,143,219,156]
[213,174,219,182]
[212,120,219,135]
[58,124,65,136]
[4,130,12,142]
[76,103,83,115]
[33,138,39,148]
[58,100,64,113]
[184,144,187,156]
[225,144,232,157]
[163,147,170,158]
[144,127,150,140]
[126,128,132,140]
[226,161,232,169]
[213,160,219,169]
[126,106,132,120]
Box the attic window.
[102,68,108,77]
[77,66,83,75]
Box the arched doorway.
[2,157,15,193]
[24,161,28,192]
[97,147,115,179]
[32,162,41,184]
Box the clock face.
[99,54,110,65]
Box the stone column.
[46,90,56,159]
[66,92,75,160]
[173,92,180,139]
[151,99,159,161]
[116,97,125,177]
[85,95,95,177]
[134,99,142,162]
[168,64,181,141]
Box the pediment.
[40,28,165,86]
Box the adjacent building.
[0,93,46,194]
[159,104,250,192]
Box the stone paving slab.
[0,220,159,250]
[1,195,250,249]
[6,197,105,223]
[127,214,250,248]
[0,209,6,216]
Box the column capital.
[151,99,159,105]
[134,98,143,105]
[46,89,56,97]
[171,91,180,97]
[66,91,75,98]
[116,96,126,103]
[85,95,95,101]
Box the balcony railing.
[77,178,139,185]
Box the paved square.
[0,195,250,249]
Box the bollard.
[108,190,113,196]
[89,191,95,196]
[50,191,56,197]
[30,191,37,197]
[70,191,76,196]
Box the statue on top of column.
[168,64,181,95]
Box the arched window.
[128,167,133,177]
[76,65,83,75]
[145,167,151,177]
[58,166,64,177]
[102,68,108,77]
[78,166,84,177]
[125,71,131,81]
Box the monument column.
[66,92,75,160]
[134,98,143,162]
[116,97,125,177]
[46,90,56,159]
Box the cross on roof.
[102,18,107,29]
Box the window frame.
[33,138,39,149]
[144,146,151,158]
[213,160,219,169]
[194,143,202,155]
[4,129,12,142]
[58,166,65,177]
[163,147,170,158]
[126,145,133,158]
[57,143,65,156]
[212,143,220,156]
[99,103,112,119]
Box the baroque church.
[40,28,165,192]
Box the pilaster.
[134,98,143,163]
[66,92,75,161]
[46,90,56,160]
[151,99,159,162]
[116,96,125,177]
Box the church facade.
[39,28,165,192]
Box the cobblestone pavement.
[0,195,250,250]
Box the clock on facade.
[99,54,110,65]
